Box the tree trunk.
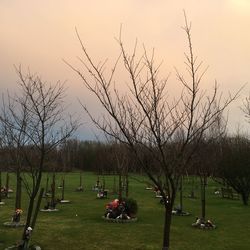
[122,175,125,190]
[190,178,195,198]
[125,174,129,198]
[0,171,2,202]
[6,172,9,198]
[162,204,172,250]
[20,170,44,249]
[20,188,44,250]
[113,176,117,194]
[45,174,49,194]
[97,176,100,186]
[21,193,35,249]
[51,173,56,208]
[241,192,249,206]
[31,188,44,229]
[179,176,183,212]
[15,169,22,209]
[61,178,65,201]
[102,175,106,190]
[79,172,82,187]
[201,176,206,220]
[118,172,122,200]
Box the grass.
[0,172,250,250]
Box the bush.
[123,198,138,216]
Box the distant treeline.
[0,139,138,174]
[1,135,250,185]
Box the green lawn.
[0,172,249,250]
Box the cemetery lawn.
[0,172,250,250]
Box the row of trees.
[0,139,137,173]
[2,135,250,202]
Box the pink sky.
[1,0,250,139]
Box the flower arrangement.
[12,208,23,223]
[171,205,190,216]
[192,217,216,229]
[104,198,138,220]
[97,190,108,199]
[16,209,23,214]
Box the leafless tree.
[242,95,250,120]
[0,91,30,210]
[0,173,2,204]
[216,135,250,205]
[192,112,227,221]
[0,126,5,204]
[67,14,239,250]
[1,66,78,249]
[109,141,130,199]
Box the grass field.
[0,172,249,250]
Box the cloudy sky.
[1,0,250,139]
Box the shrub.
[123,198,138,216]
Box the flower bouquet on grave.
[192,217,216,229]
[3,208,25,227]
[12,209,23,223]
[97,189,108,199]
[103,198,138,222]
[171,205,190,216]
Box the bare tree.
[216,135,250,205]
[0,172,2,204]
[67,14,239,250]
[0,91,30,212]
[0,126,4,204]
[192,112,227,222]
[242,95,250,119]
[1,66,78,249]
[110,141,130,199]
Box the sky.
[1,0,250,139]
